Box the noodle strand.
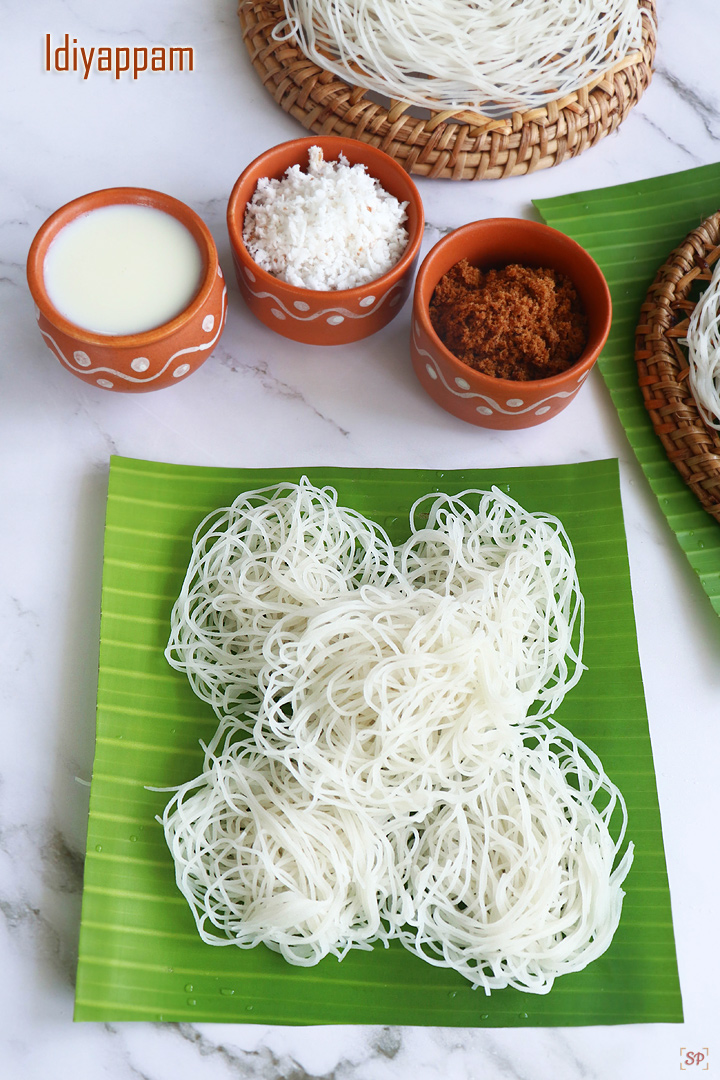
[161,479,631,994]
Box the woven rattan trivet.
[635,213,720,523]
[238,0,656,181]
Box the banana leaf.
[74,455,682,1025]
[536,162,720,617]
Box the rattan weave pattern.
[635,213,720,523]
[238,0,656,181]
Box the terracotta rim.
[414,218,612,392]
[226,136,425,301]
[27,187,220,347]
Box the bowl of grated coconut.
[226,136,424,346]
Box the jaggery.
[429,260,588,381]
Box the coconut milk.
[43,203,204,335]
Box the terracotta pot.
[227,136,424,346]
[411,218,612,429]
[27,187,227,393]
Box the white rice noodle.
[162,722,414,964]
[162,716,632,991]
[254,585,529,813]
[398,489,585,716]
[162,479,631,993]
[686,257,720,430]
[279,0,646,118]
[398,719,633,994]
[165,477,399,722]
[167,481,584,733]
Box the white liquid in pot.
[43,203,204,335]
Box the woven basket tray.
[238,0,656,181]
[635,213,720,523]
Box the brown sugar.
[429,259,588,381]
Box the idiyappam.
[161,478,632,994]
[278,0,646,118]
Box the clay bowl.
[411,218,612,429]
[27,187,227,393]
[227,136,424,346]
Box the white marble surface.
[2,1,719,1077]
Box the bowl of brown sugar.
[410,218,612,429]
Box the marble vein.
[655,66,720,141]
[632,109,703,164]
[102,1025,157,1080]
[41,829,85,897]
[0,260,25,287]
[217,353,351,437]
[173,1024,338,1080]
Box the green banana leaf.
[535,162,720,617]
[74,455,682,1026]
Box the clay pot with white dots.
[411,218,612,430]
[226,137,424,347]
[27,187,226,393]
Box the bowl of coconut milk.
[27,187,227,392]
